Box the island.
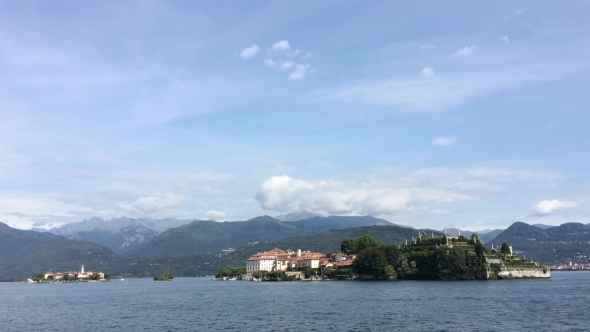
[237,232,550,281]
[154,267,174,281]
[29,265,110,283]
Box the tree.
[354,246,388,278]
[62,273,70,281]
[383,245,402,267]
[216,267,227,278]
[303,268,316,279]
[326,251,333,258]
[501,243,511,254]
[32,274,45,282]
[341,238,358,254]
[356,234,381,252]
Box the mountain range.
[486,222,590,264]
[6,216,589,281]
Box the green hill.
[487,222,590,264]
[546,223,590,241]
[0,222,124,281]
[285,215,394,232]
[121,216,309,258]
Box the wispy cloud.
[420,67,435,77]
[118,193,185,214]
[432,137,457,146]
[454,44,477,57]
[289,64,311,80]
[505,9,524,20]
[499,36,510,45]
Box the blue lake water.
[1,271,588,331]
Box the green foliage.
[340,238,357,254]
[216,266,246,278]
[251,270,269,279]
[303,268,317,278]
[356,234,382,251]
[325,251,333,258]
[340,234,383,255]
[32,273,45,282]
[354,246,388,277]
[501,243,511,254]
[62,273,70,281]
[154,266,174,280]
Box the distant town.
[28,265,109,283]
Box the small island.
[154,267,174,281]
[29,265,110,283]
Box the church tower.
[81,265,84,273]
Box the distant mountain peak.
[274,210,323,222]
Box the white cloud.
[240,44,260,59]
[205,210,226,221]
[289,64,311,81]
[269,40,291,53]
[255,175,471,216]
[531,200,577,216]
[420,67,435,77]
[420,44,436,50]
[455,44,477,57]
[264,59,295,71]
[432,137,457,146]
[264,59,277,68]
[499,36,510,44]
[119,193,185,214]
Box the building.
[44,265,106,281]
[246,248,326,275]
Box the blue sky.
[1,1,589,231]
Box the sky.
[1,1,589,231]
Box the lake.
[1,272,588,331]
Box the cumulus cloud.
[432,137,457,146]
[455,44,477,57]
[531,200,577,216]
[240,44,260,59]
[255,175,470,216]
[420,67,435,77]
[499,36,510,44]
[205,210,226,221]
[269,40,291,53]
[119,193,185,214]
[261,40,313,80]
